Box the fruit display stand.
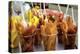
[9,2,78,53]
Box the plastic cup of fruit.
[34,28,42,47]
[41,33,57,51]
[22,31,36,52]
[63,33,77,49]
[57,27,64,44]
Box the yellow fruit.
[28,16,39,27]
[25,6,40,27]
[25,9,33,22]
[33,16,39,27]
[35,6,40,9]
[10,16,22,48]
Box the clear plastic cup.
[57,25,64,44]
[21,31,36,52]
[34,28,42,47]
[41,33,57,51]
[63,33,77,49]
[57,32,64,44]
